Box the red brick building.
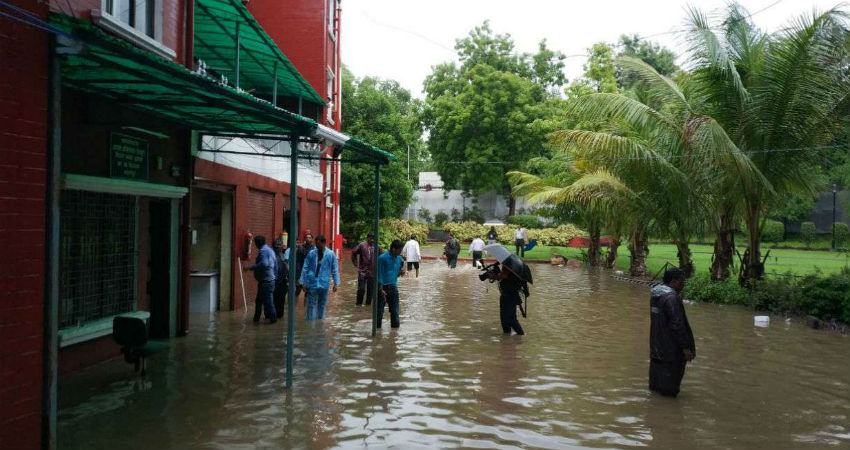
[0,1,381,448]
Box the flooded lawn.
[58,262,850,449]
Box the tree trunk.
[675,240,694,278]
[508,196,516,216]
[710,211,735,281]
[605,237,621,269]
[587,218,601,267]
[739,205,764,286]
[628,225,649,277]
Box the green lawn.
[423,242,849,277]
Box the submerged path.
[58,262,850,449]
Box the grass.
[422,242,850,277]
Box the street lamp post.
[832,183,838,250]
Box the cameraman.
[493,265,526,335]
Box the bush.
[443,221,585,246]
[450,208,461,222]
[507,214,543,229]
[801,221,816,246]
[684,268,850,324]
[761,220,784,242]
[461,206,485,224]
[434,212,449,227]
[683,275,751,306]
[362,218,428,249]
[417,208,432,225]
[833,222,849,249]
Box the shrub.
[444,221,585,246]
[800,221,816,246]
[761,220,784,243]
[833,222,849,249]
[417,208,432,225]
[444,221,486,242]
[362,218,428,249]
[461,206,485,224]
[507,214,543,229]
[795,269,850,324]
[434,212,449,227]
[683,275,751,306]
[450,208,461,222]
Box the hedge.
[443,221,584,247]
[358,219,428,249]
[801,221,816,246]
[506,214,543,229]
[761,220,784,242]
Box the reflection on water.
[58,262,850,449]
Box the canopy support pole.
[371,164,380,337]
[285,132,299,389]
[272,60,278,106]
[234,22,241,89]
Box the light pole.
[832,183,838,250]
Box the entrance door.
[148,199,172,338]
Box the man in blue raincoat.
[299,235,340,320]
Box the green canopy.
[341,138,397,165]
[51,14,317,136]
[194,0,324,106]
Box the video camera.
[478,261,501,282]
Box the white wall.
[403,172,534,222]
[197,136,324,192]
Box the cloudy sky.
[340,0,838,97]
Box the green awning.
[51,14,317,136]
[342,138,397,164]
[194,0,324,106]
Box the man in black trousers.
[649,267,696,397]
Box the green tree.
[565,43,619,99]
[340,67,425,240]
[685,4,850,284]
[423,22,567,214]
[616,34,678,89]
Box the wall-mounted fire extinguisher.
[243,231,254,260]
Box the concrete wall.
[403,172,534,222]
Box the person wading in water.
[649,267,696,397]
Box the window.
[96,0,174,59]
[103,0,158,39]
[59,191,137,329]
[326,68,335,124]
[327,0,337,39]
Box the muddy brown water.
[58,262,849,449]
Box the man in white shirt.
[514,225,528,257]
[401,234,422,278]
[469,235,486,268]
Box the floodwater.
[58,262,850,450]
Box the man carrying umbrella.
[483,244,532,335]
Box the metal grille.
[59,190,137,328]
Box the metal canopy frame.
[51,14,318,136]
[193,0,324,105]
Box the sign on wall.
[110,133,149,180]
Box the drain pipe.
[43,41,62,450]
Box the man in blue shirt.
[245,235,277,324]
[299,235,340,320]
[377,240,406,329]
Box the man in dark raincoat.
[493,263,528,335]
[649,267,696,397]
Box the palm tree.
[685,5,850,284]
[551,57,765,277]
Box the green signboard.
[110,133,149,180]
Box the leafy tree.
[616,34,678,89]
[685,4,850,284]
[424,22,567,214]
[565,43,619,99]
[339,67,425,241]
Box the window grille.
[59,190,137,328]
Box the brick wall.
[0,2,49,449]
[244,189,275,304]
